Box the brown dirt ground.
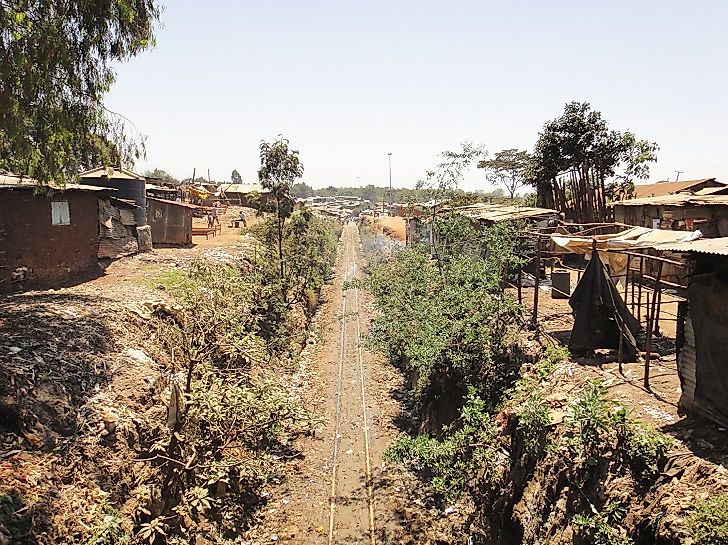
[241,223,422,544]
[360,216,406,243]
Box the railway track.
[327,223,376,545]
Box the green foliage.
[250,209,340,325]
[258,137,305,286]
[688,493,728,545]
[150,247,330,543]
[384,391,500,499]
[144,168,179,185]
[0,1,161,184]
[564,381,612,461]
[231,169,242,184]
[573,502,633,545]
[516,388,552,458]
[536,345,570,378]
[87,504,129,545]
[477,148,531,198]
[368,218,524,413]
[528,101,658,219]
[621,421,672,482]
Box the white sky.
[105,0,728,190]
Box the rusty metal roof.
[148,196,199,209]
[631,178,723,198]
[654,237,728,256]
[449,203,559,222]
[612,194,728,207]
[0,175,117,192]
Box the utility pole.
[675,170,684,182]
[388,152,393,215]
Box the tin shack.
[612,194,728,237]
[147,197,196,245]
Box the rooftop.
[79,166,143,180]
[631,178,724,199]
[612,194,728,207]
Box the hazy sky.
[106,0,728,190]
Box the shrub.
[368,218,525,418]
[516,389,552,458]
[623,421,672,482]
[688,493,728,545]
[384,390,500,500]
[564,381,612,462]
[573,501,633,545]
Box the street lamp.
[388,153,393,215]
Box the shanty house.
[612,194,728,237]
[147,198,195,245]
[406,203,560,246]
[630,178,725,199]
[0,179,110,291]
[653,238,728,428]
[219,183,270,208]
[80,166,147,225]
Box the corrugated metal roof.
[219,183,264,194]
[450,202,559,222]
[694,186,728,196]
[612,194,728,207]
[148,197,199,209]
[79,166,143,180]
[0,175,117,192]
[631,178,723,198]
[654,237,728,256]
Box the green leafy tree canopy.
[478,148,530,199]
[0,1,161,184]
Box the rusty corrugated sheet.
[655,237,728,256]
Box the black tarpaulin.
[568,250,641,359]
[686,273,728,427]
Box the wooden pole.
[644,261,663,390]
[531,242,541,331]
[631,258,636,314]
[623,255,631,307]
[637,257,644,325]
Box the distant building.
[630,178,725,199]
[219,182,269,207]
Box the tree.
[231,169,242,183]
[258,137,304,291]
[477,149,530,199]
[417,142,487,280]
[291,182,314,198]
[0,1,161,184]
[528,102,657,222]
[144,168,179,185]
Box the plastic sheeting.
[568,250,641,360]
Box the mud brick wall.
[0,190,100,291]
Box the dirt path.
[246,223,405,544]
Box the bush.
[573,501,633,545]
[516,389,552,458]
[384,390,500,500]
[368,217,525,419]
[688,493,728,545]
[564,381,612,462]
[623,421,672,482]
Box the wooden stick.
[531,243,541,331]
[644,261,664,390]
